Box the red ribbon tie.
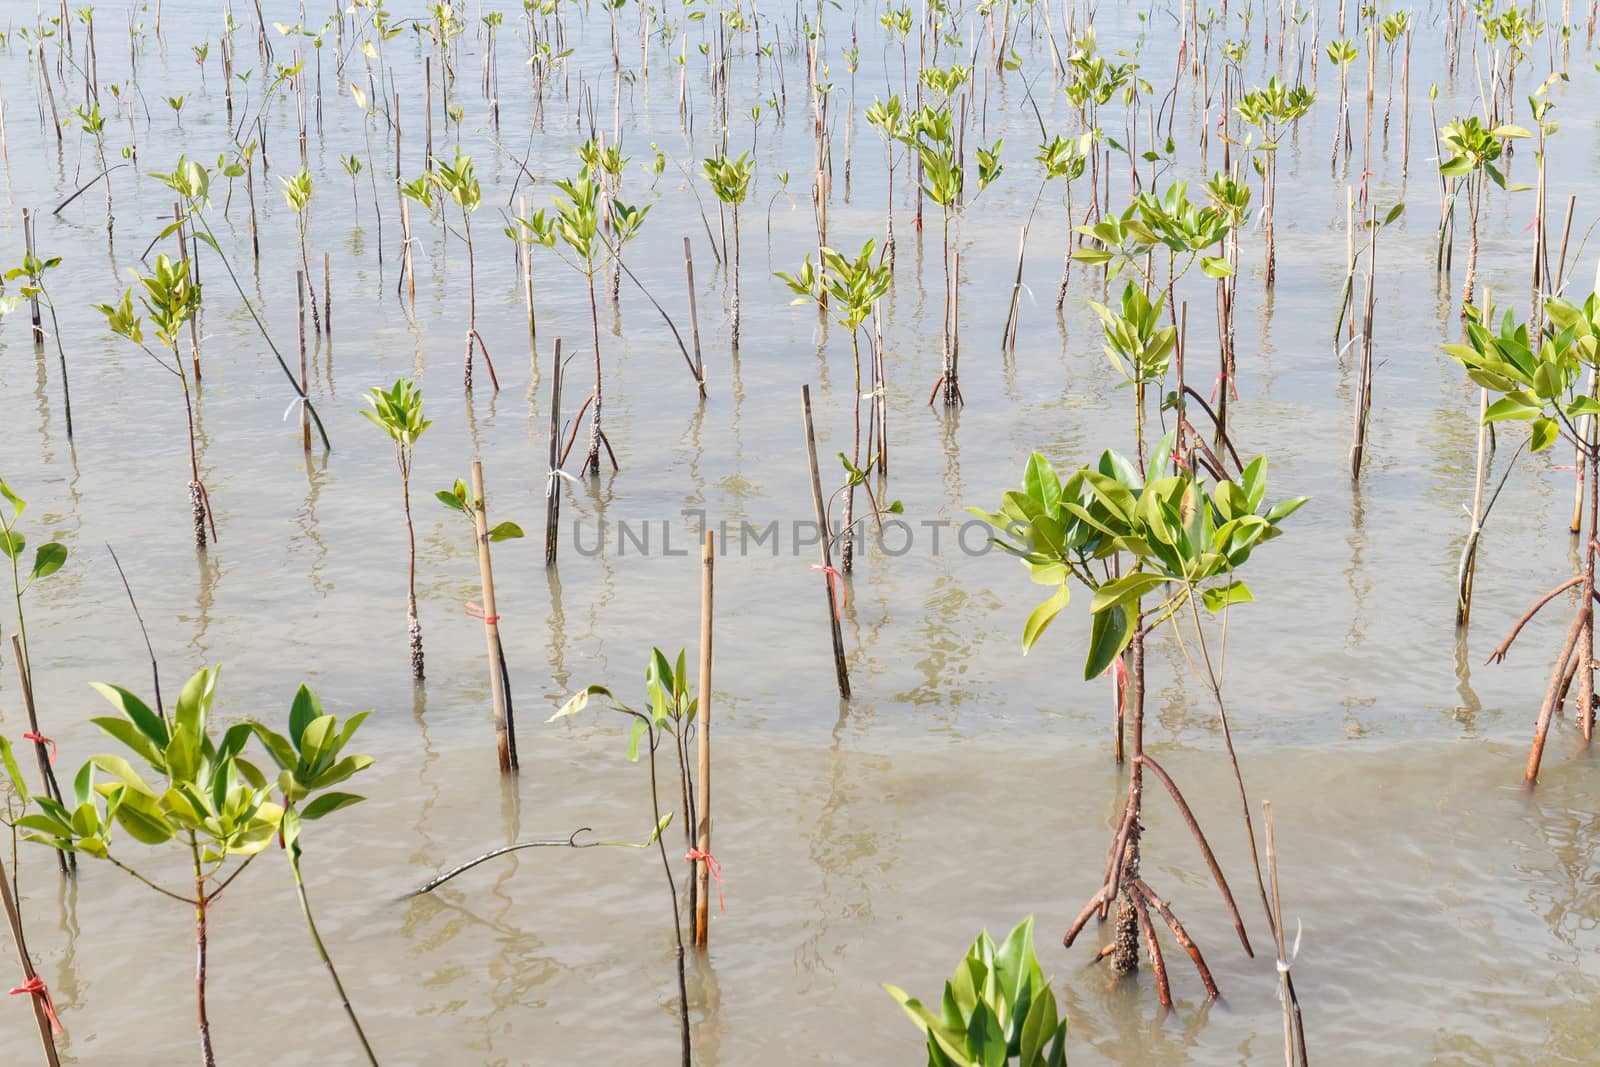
[465,602,501,627]
[9,975,62,1034]
[22,733,55,764]
[811,564,847,620]
[685,848,725,912]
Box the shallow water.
[2,0,1600,1062]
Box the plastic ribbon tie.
[545,468,577,498]
[1111,656,1129,722]
[811,563,847,620]
[685,848,725,912]
[281,396,308,422]
[22,733,55,764]
[465,602,501,627]
[1209,370,1239,405]
[9,976,62,1034]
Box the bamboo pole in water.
[22,209,43,343]
[323,252,332,336]
[297,270,311,453]
[545,338,564,567]
[801,384,850,699]
[471,460,517,773]
[12,636,71,875]
[684,237,706,397]
[0,851,61,1067]
[693,528,714,947]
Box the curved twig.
[53,163,129,215]
[403,828,601,898]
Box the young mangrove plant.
[0,477,73,870]
[17,667,284,1067]
[969,440,1307,1019]
[3,247,75,436]
[1444,291,1600,781]
[95,254,215,547]
[778,238,895,571]
[1439,114,1529,309]
[248,687,379,1065]
[431,147,500,391]
[702,150,755,348]
[884,916,1067,1067]
[362,379,432,679]
[1235,78,1315,290]
[552,652,706,1067]
[280,167,323,335]
[515,149,649,476]
[901,102,1003,406]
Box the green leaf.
[549,684,613,722]
[435,489,468,512]
[1084,603,1136,680]
[288,685,322,748]
[301,791,365,820]
[0,530,23,560]
[1021,584,1072,654]
[487,521,525,542]
[1089,571,1167,614]
[1531,416,1559,451]
[0,736,31,803]
[1201,581,1255,612]
[29,542,66,580]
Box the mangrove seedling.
[2,248,75,435]
[778,239,895,570]
[552,654,704,1067]
[969,441,1308,1012]
[884,916,1068,1067]
[430,147,500,391]
[280,167,323,334]
[248,687,379,1065]
[362,379,432,679]
[18,667,284,1067]
[1235,77,1315,289]
[95,254,216,547]
[1443,291,1600,780]
[515,149,650,476]
[702,151,755,348]
[1440,114,1529,309]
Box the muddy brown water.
[2,1,1600,1062]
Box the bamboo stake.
[12,637,70,876]
[297,270,311,453]
[544,339,564,567]
[22,210,43,344]
[0,852,61,1067]
[1264,801,1293,1067]
[693,528,714,947]
[471,460,517,773]
[684,237,706,397]
[801,385,850,699]
[323,252,332,336]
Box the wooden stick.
[1265,801,1294,1067]
[297,270,311,453]
[693,528,714,947]
[22,209,42,344]
[544,339,564,567]
[0,852,61,1066]
[11,637,70,876]
[801,385,850,699]
[323,251,332,336]
[684,237,706,397]
[471,460,516,773]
